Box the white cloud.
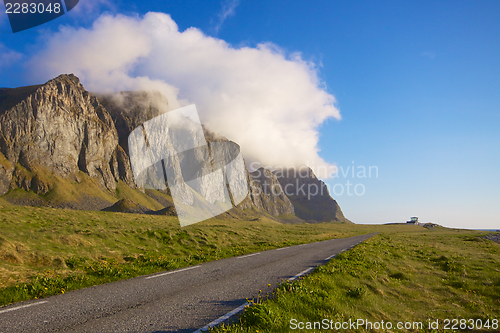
[214,0,240,33]
[0,44,23,69]
[29,12,341,178]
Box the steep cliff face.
[249,168,295,216]
[274,167,350,222]
[99,91,171,190]
[204,128,294,217]
[99,92,293,218]
[97,91,168,156]
[0,74,128,192]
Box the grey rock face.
[203,127,253,211]
[0,74,118,191]
[101,91,288,218]
[99,91,172,192]
[110,144,136,188]
[483,233,500,244]
[203,128,293,216]
[0,152,14,195]
[126,105,251,226]
[249,168,295,216]
[274,167,350,222]
[97,91,168,155]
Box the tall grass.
[213,230,500,333]
[0,199,372,306]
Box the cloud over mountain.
[29,12,340,177]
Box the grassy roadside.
[2,199,498,332]
[213,229,500,333]
[0,199,379,307]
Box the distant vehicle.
[406,216,419,224]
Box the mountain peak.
[50,73,80,85]
[0,73,122,193]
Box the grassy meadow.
[0,197,498,333]
[214,229,500,333]
[0,198,365,306]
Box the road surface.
[0,233,375,333]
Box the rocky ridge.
[0,74,348,222]
[0,75,132,193]
[249,168,294,216]
[483,233,500,244]
[274,167,349,223]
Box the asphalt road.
[0,233,375,333]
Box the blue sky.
[0,0,499,229]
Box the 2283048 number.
[443,319,498,330]
[5,2,61,14]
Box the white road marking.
[289,267,314,281]
[237,253,260,259]
[192,302,250,333]
[145,265,201,280]
[192,238,374,332]
[192,266,316,332]
[0,301,48,315]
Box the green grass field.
[0,199,498,333]
[214,229,500,333]
[0,198,365,306]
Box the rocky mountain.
[248,168,295,216]
[99,91,290,219]
[0,75,131,194]
[0,74,349,223]
[274,167,350,223]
